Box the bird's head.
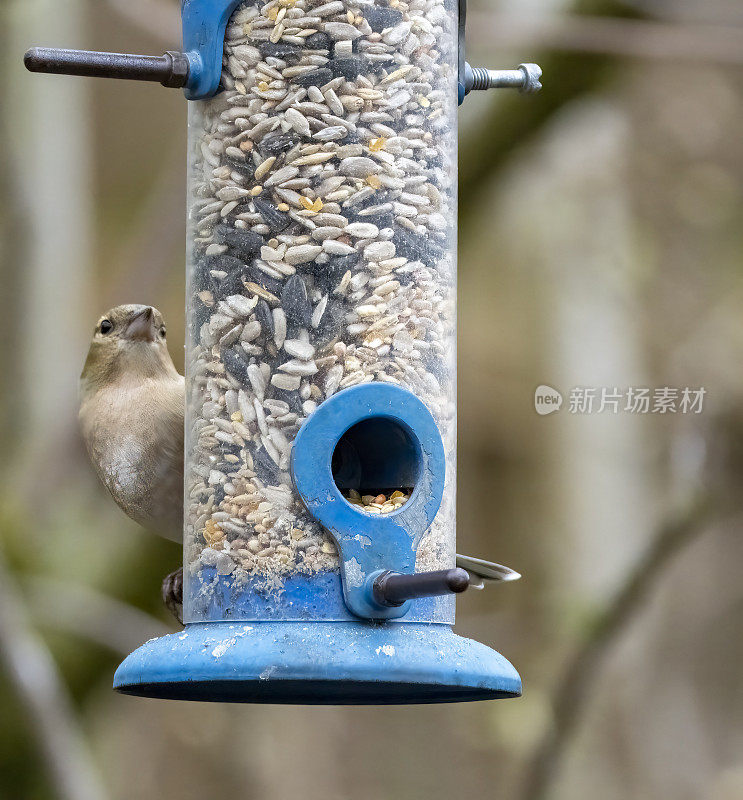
[80,305,180,394]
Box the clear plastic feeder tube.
[184,0,458,623]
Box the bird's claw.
[162,567,184,624]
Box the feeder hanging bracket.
[25,0,541,102]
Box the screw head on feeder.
[464,62,543,96]
[516,63,543,93]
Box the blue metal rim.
[186,569,454,623]
[113,622,521,704]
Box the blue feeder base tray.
[113,622,521,704]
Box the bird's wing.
[455,554,521,590]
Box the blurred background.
[2,0,743,798]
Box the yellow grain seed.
[255,156,276,180]
[231,412,243,422]
[346,10,355,22]
[369,137,387,152]
[391,490,405,499]
[366,174,382,190]
[300,196,323,213]
[250,185,264,196]
[258,80,270,91]
[277,202,290,211]
[267,7,278,20]
[418,95,430,107]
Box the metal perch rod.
[24,47,189,88]
[373,569,471,607]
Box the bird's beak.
[124,307,157,342]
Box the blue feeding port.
[332,417,420,492]
[114,384,522,703]
[291,384,447,620]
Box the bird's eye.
[99,319,113,335]
[159,326,166,339]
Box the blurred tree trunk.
[6,0,93,495]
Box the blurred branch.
[519,495,714,800]
[0,549,109,800]
[468,13,743,66]
[103,0,180,44]
[459,0,642,226]
[24,576,171,655]
[8,0,94,498]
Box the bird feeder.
[26,0,540,703]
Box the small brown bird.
[79,305,518,620]
[79,305,185,614]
